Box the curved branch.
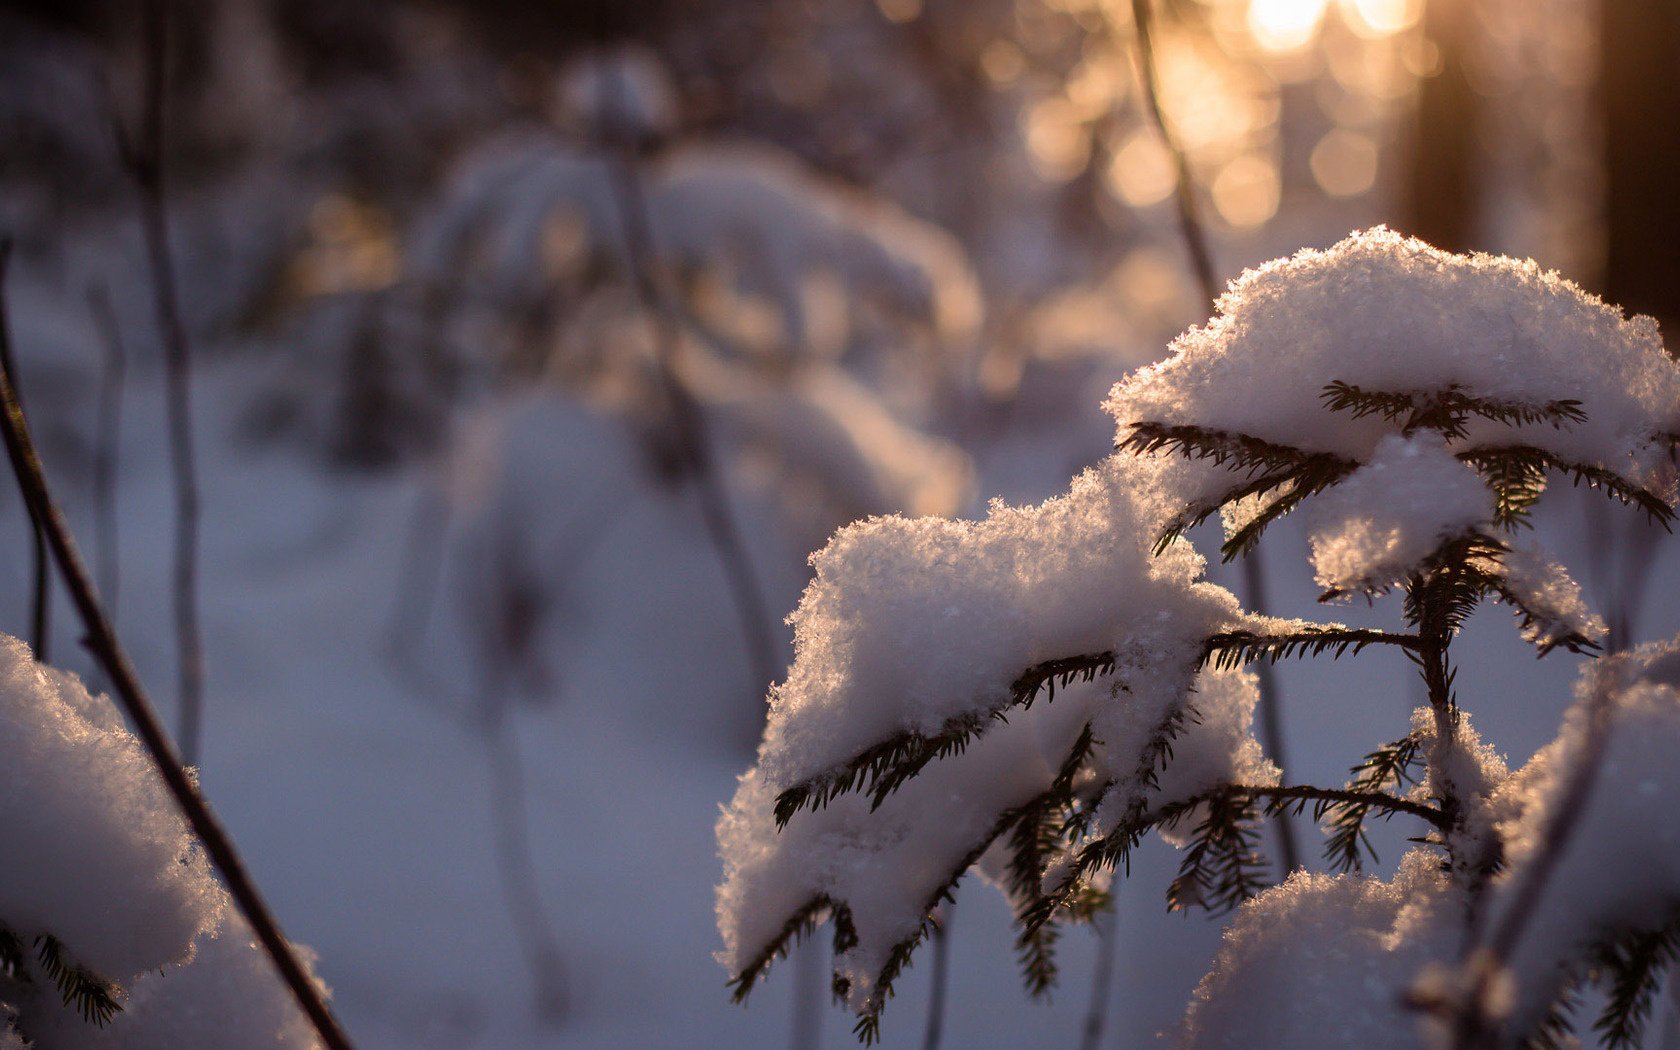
[0,247,354,1048]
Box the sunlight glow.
[1106,132,1178,206]
[1211,153,1281,226]
[1338,0,1423,39]
[1246,0,1329,54]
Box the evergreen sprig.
[1590,914,1680,1049]
[772,651,1117,826]
[1163,790,1269,914]
[1320,381,1586,441]
[1457,444,1675,531]
[1119,421,1359,559]
[1201,627,1421,671]
[34,935,121,1027]
[1320,733,1424,872]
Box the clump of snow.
[1107,227,1680,509]
[1305,432,1492,594]
[555,46,678,143]
[716,452,1291,1004]
[751,455,1241,793]
[1483,636,1680,1032]
[1404,707,1512,881]
[1489,542,1607,652]
[0,637,224,982]
[24,915,327,1050]
[1180,850,1459,1050]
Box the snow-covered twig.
[0,240,355,1050]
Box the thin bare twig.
[87,284,127,622]
[0,249,49,662]
[121,0,206,764]
[0,242,354,1050]
[1079,907,1119,1050]
[922,900,952,1050]
[1127,0,1298,874]
[596,116,782,711]
[1442,670,1619,1049]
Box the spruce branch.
[1201,627,1421,671]
[1320,381,1586,441]
[0,253,355,1050]
[1457,444,1675,530]
[773,651,1117,825]
[1118,421,1358,559]
[1164,789,1268,914]
[1591,915,1680,1049]
[34,935,120,1027]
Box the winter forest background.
[1,0,1678,1047]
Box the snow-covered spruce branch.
[719,230,1680,1046]
[773,624,1405,826]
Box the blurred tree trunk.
[1407,0,1477,253]
[1601,0,1680,327]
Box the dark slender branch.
[1437,671,1619,1050]
[1240,554,1298,873]
[1239,783,1447,829]
[86,284,126,624]
[125,0,206,765]
[1129,0,1220,307]
[595,108,782,717]
[0,243,354,1050]
[921,900,952,1050]
[0,247,48,662]
[1079,907,1119,1050]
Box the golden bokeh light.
[1247,0,1329,54]
[1106,131,1179,206]
[1211,153,1281,226]
[1309,128,1379,196]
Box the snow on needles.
[717,454,1279,999]
[1305,432,1491,594]
[1106,227,1680,506]
[0,637,223,981]
[0,636,326,1047]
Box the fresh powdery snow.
[1105,227,1680,509]
[0,635,325,1047]
[0,636,224,981]
[1491,542,1608,653]
[716,451,1286,1004]
[1305,432,1491,594]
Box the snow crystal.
[1107,227,1680,509]
[1305,432,1492,594]
[0,637,224,981]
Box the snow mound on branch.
[717,455,1280,1000]
[0,637,224,981]
[1305,432,1492,593]
[1492,543,1606,652]
[1181,850,1459,1049]
[1107,227,1680,504]
[717,664,1276,1007]
[753,455,1241,792]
